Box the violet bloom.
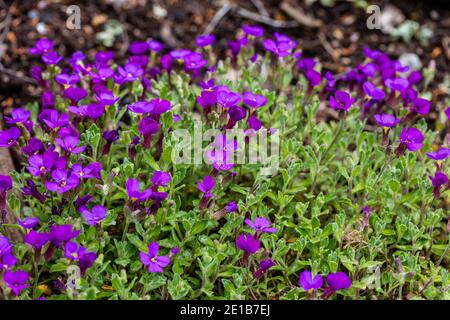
[126,178,152,202]
[248,115,262,131]
[79,250,97,274]
[3,270,30,296]
[429,172,448,197]
[56,135,85,154]
[4,108,31,127]
[29,38,54,55]
[253,258,275,279]
[227,37,248,56]
[0,235,17,270]
[116,62,143,82]
[64,86,88,105]
[196,34,215,47]
[226,201,238,213]
[445,107,450,120]
[374,114,401,128]
[408,70,422,85]
[50,224,80,247]
[24,230,50,250]
[183,52,208,71]
[326,272,352,291]
[197,176,215,198]
[64,242,96,270]
[236,233,260,260]
[22,180,46,204]
[244,217,277,234]
[227,106,247,128]
[426,147,450,161]
[305,69,322,87]
[129,41,149,55]
[138,117,159,149]
[263,39,293,57]
[411,97,431,115]
[27,150,58,176]
[22,138,44,156]
[329,91,355,113]
[95,86,119,106]
[38,110,69,130]
[95,51,114,65]
[217,89,241,108]
[197,90,217,110]
[148,39,165,52]
[299,270,323,291]
[243,25,264,37]
[42,51,63,65]
[0,127,21,148]
[243,92,268,108]
[151,171,171,188]
[140,242,170,273]
[18,217,39,230]
[127,101,153,114]
[363,81,385,100]
[45,170,80,194]
[55,73,80,86]
[90,67,115,82]
[71,162,102,179]
[398,127,424,152]
[385,78,409,92]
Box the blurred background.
[0,0,449,110]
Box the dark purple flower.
[24,230,50,250]
[103,130,119,143]
[217,88,241,108]
[38,110,69,130]
[147,39,165,52]
[22,180,46,203]
[248,115,262,131]
[326,272,352,291]
[56,135,85,154]
[29,38,54,55]
[42,51,63,65]
[298,58,316,71]
[236,233,260,254]
[4,108,30,126]
[140,242,170,273]
[55,73,80,86]
[27,150,58,176]
[426,147,450,161]
[0,236,17,270]
[197,90,217,109]
[18,217,39,229]
[138,117,159,148]
[71,162,102,180]
[45,170,80,194]
[64,86,88,105]
[228,106,246,123]
[196,34,215,47]
[90,67,114,82]
[22,138,44,156]
[80,205,107,226]
[299,270,323,291]
[126,178,152,202]
[263,39,293,57]
[226,201,238,213]
[243,25,264,37]
[94,86,119,106]
[385,78,409,92]
[363,81,385,100]
[305,69,322,87]
[227,37,248,56]
[445,107,450,120]
[329,91,355,112]
[183,52,208,70]
[95,51,114,65]
[253,258,275,279]
[411,97,431,115]
[129,41,150,55]
[429,171,448,197]
[127,101,152,114]
[50,224,80,247]
[197,176,215,198]
[408,71,422,85]
[151,171,171,188]
[399,127,424,152]
[244,217,277,234]
[79,250,97,274]
[3,270,30,295]
[243,92,268,108]
[0,127,21,148]
[116,62,143,82]
[374,114,401,128]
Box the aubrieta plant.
[0,24,449,300]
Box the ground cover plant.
[0,24,449,300]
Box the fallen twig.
[251,0,269,18]
[280,1,322,28]
[233,6,299,28]
[204,3,232,35]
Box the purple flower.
[90,67,114,82]
[22,180,46,204]
[263,39,292,57]
[79,250,97,274]
[45,170,80,194]
[248,115,262,131]
[326,272,352,291]
[329,91,355,112]
[244,217,277,234]
[18,217,39,229]
[49,224,80,247]
[243,92,268,108]
[197,90,217,109]
[426,147,450,161]
[129,41,149,55]
[299,270,323,291]
[429,172,448,197]
[64,86,88,105]
[24,230,50,250]
[116,62,143,82]
[138,117,159,148]
[103,130,119,143]
[0,127,21,148]
[22,138,44,156]
[126,178,152,202]
[94,86,119,106]
[253,258,275,279]
[148,39,164,52]
[27,150,58,176]
[196,34,215,47]
[298,58,316,71]
[71,162,102,179]
[305,69,322,87]
[0,175,12,193]
[363,81,385,100]
[228,106,247,124]
[197,176,215,198]
[374,114,401,128]
[140,242,170,273]
[5,108,31,126]
[408,70,422,85]
[42,51,63,65]
[127,101,152,114]
[38,110,69,130]
[236,233,260,254]
[411,97,431,115]
[227,37,248,56]
[183,52,208,70]
[29,38,54,55]
[151,171,171,188]
[243,25,264,37]
[217,89,241,108]
[3,270,30,295]
[95,51,114,65]
[0,236,17,270]
[399,127,424,152]
[445,107,450,120]
[226,201,238,213]
[385,78,409,92]
[56,135,85,154]
[55,73,80,86]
